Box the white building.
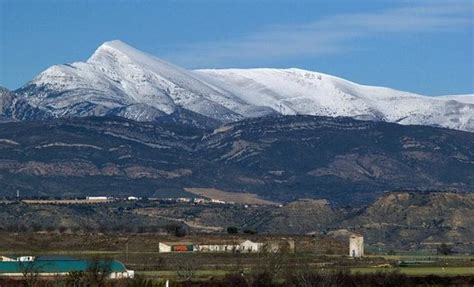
[158,242,195,253]
[193,198,207,204]
[349,234,364,258]
[176,197,192,203]
[86,196,108,201]
[17,256,35,262]
[158,242,172,253]
[239,240,263,252]
[159,240,264,253]
[198,240,263,253]
[109,270,135,279]
[210,199,226,204]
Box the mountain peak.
[86,39,182,73]
[88,40,146,64]
[100,39,127,47]
[96,39,136,53]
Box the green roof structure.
[0,259,127,274]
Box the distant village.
[2,194,282,208]
[8,195,229,205]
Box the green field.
[350,267,474,276]
[138,270,228,279]
[368,254,474,261]
[134,266,474,282]
[139,266,474,278]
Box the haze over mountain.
[9,40,473,132]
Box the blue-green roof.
[0,259,127,273]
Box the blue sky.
[0,0,473,95]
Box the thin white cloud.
[166,0,473,67]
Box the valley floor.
[0,232,473,286]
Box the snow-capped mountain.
[13,40,474,132]
[196,69,474,131]
[15,40,270,123]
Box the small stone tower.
[349,234,364,258]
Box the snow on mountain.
[439,94,474,104]
[195,68,474,132]
[16,40,265,122]
[13,40,474,132]
[0,87,51,121]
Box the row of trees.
[226,226,257,235]
[1,223,192,236]
[3,224,258,237]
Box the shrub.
[175,224,189,237]
[226,226,238,234]
[437,243,454,255]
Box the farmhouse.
[159,240,263,253]
[199,240,263,253]
[349,234,364,258]
[159,239,294,253]
[0,256,134,279]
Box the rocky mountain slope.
[0,87,51,121]
[0,116,472,205]
[12,40,474,132]
[336,191,474,250]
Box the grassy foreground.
[138,266,474,278]
[351,266,474,276]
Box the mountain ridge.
[9,40,473,132]
[0,115,472,205]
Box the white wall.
[158,243,172,253]
[349,236,364,258]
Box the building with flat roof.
[159,239,294,254]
